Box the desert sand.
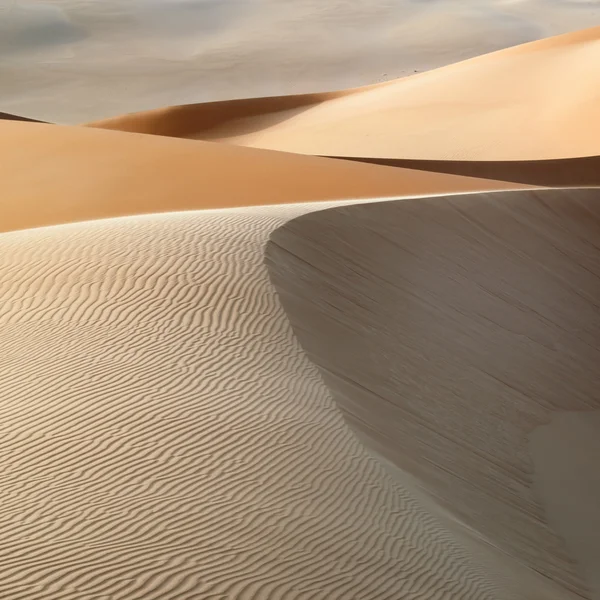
[3,1,600,123]
[1,9,600,600]
[0,203,542,600]
[0,120,523,234]
[267,188,600,599]
[88,26,600,161]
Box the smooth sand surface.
[3,1,599,123]
[530,412,600,599]
[267,188,600,599]
[0,120,525,234]
[89,26,600,161]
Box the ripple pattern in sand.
[0,206,524,599]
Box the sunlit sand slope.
[0,205,545,600]
[0,121,520,234]
[89,26,600,161]
[266,188,600,600]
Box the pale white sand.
[2,1,600,122]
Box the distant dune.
[1,17,600,600]
[0,120,521,234]
[88,26,600,161]
[3,1,599,122]
[335,155,600,187]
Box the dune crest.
[0,120,522,235]
[0,205,523,600]
[5,1,599,122]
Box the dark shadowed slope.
[0,111,45,123]
[331,155,600,187]
[266,187,600,600]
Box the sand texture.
[0,205,528,600]
[1,13,600,600]
[0,120,523,234]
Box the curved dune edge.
[0,120,524,235]
[86,26,600,161]
[1,189,590,599]
[265,187,600,599]
[331,155,600,188]
[0,201,543,600]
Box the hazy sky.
[1,0,599,121]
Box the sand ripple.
[0,206,514,599]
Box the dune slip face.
[266,188,600,599]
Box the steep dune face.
[0,121,521,234]
[2,189,592,599]
[266,188,600,599]
[88,26,600,161]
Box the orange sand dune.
[88,26,600,161]
[0,120,520,234]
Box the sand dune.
[4,1,599,123]
[3,11,600,600]
[0,192,584,600]
[0,204,511,600]
[88,26,600,161]
[0,120,523,234]
[267,188,600,599]
[0,112,44,123]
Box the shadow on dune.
[0,112,45,123]
[86,90,354,139]
[330,155,600,187]
[0,120,524,235]
[266,187,600,600]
